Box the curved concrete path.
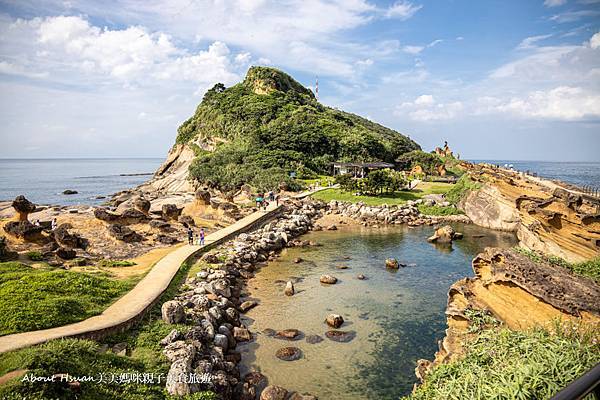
[0,188,326,354]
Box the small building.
[332,162,395,178]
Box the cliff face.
[429,247,600,369]
[460,165,600,262]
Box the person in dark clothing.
[187,227,193,245]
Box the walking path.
[0,188,324,354]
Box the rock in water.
[261,385,289,400]
[325,314,344,328]
[275,329,301,340]
[319,274,338,284]
[305,334,324,344]
[284,281,295,296]
[275,347,302,361]
[385,258,399,269]
[239,300,258,312]
[356,274,367,280]
[427,225,459,243]
[63,189,78,195]
[325,330,356,343]
[234,327,252,342]
[161,300,185,324]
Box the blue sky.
[0,0,599,161]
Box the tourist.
[199,228,205,246]
[263,199,268,211]
[269,190,274,202]
[275,193,280,206]
[34,219,40,227]
[187,227,193,245]
[256,194,263,209]
[51,218,57,230]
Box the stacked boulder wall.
[461,165,600,262]
[432,248,600,368]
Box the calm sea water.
[239,224,518,399]
[472,160,600,188]
[0,158,163,206]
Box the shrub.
[445,174,481,205]
[97,259,137,268]
[26,251,43,261]
[395,150,443,174]
[417,205,464,216]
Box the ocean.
[471,160,600,189]
[0,158,599,206]
[0,158,163,206]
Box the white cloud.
[428,39,443,48]
[482,86,600,120]
[384,1,423,20]
[396,94,463,121]
[402,45,424,54]
[590,32,600,49]
[544,0,567,7]
[517,34,553,49]
[456,36,464,41]
[549,9,600,22]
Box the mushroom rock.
[195,189,211,206]
[12,195,36,221]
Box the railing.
[550,362,600,400]
[581,185,600,199]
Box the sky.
[0,0,599,161]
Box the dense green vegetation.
[335,169,407,195]
[417,205,464,216]
[311,182,454,206]
[97,259,137,268]
[395,150,443,174]
[180,66,420,191]
[514,247,600,283]
[0,261,217,399]
[407,321,599,400]
[445,174,481,205]
[0,262,133,335]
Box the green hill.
[177,66,420,191]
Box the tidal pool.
[238,223,517,399]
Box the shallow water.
[238,223,517,399]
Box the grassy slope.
[0,262,134,335]
[0,261,217,400]
[407,321,599,400]
[311,182,454,206]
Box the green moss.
[97,259,137,268]
[0,262,133,335]
[26,251,43,261]
[407,321,599,400]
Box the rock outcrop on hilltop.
[140,66,420,196]
[459,164,600,262]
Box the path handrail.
[550,362,600,400]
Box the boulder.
[385,258,399,269]
[12,195,36,221]
[3,221,43,240]
[427,225,461,243]
[63,190,78,195]
[319,274,338,284]
[326,224,338,231]
[325,314,344,328]
[275,329,301,340]
[53,224,87,249]
[239,300,258,312]
[305,334,324,344]
[325,330,356,343]
[233,327,252,342]
[160,329,182,346]
[195,189,211,205]
[260,385,288,400]
[293,257,303,264]
[133,197,151,213]
[93,208,119,222]
[107,224,142,243]
[55,247,76,260]
[356,274,366,280]
[275,347,302,361]
[119,208,148,223]
[161,300,185,324]
[178,215,195,227]
[149,219,171,231]
[284,281,295,296]
[164,342,197,395]
[162,204,182,220]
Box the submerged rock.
[275,329,302,340]
[275,347,302,361]
[239,300,258,312]
[261,385,289,400]
[325,330,356,343]
[319,274,338,284]
[305,334,324,344]
[385,258,399,269]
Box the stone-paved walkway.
[0,188,325,354]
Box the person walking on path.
[199,228,205,246]
[187,227,193,245]
[269,191,274,202]
[256,194,263,209]
[51,218,57,231]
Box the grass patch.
[407,321,600,400]
[311,182,454,206]
[0,262,134,335]
[26,251,43,261]
[0,259,217,399]
[514,247,600,283]
[445,174,481,205]
[97,259,137,268]
[418,205,464,216]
